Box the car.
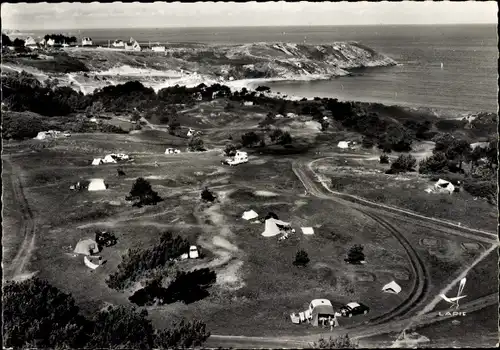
[339,302,370,317]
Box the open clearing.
[2,115,497,344]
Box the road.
[206,158,497,348]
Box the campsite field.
[311,156,497,232]
[2,109,497,341]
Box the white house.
[112,40,125,48]
[151,45,166,52]
[24,36,38,48]
[82,37,93,46]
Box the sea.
[25,24,498,114]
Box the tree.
[346,244,365,264]
[418,152,449,174]
[312,334,358,349]
[224,143,238,157]
[361,137,375,149]
[13,38,25,47]
[188,136,205,152]
[321,120,329,131]
[241,131,261,147]
[154,320,210,349]
[255,85,271,92]
[168,119,181,134]
[380,154,389,164]
[127,177,163,206]
[86,101,104,118]
[388,154,416,174]
[88,306,155,350]
[44,78,60,90]
[2,33,13,46]
[293,249,310,267]
[201,187,216,202]
[445,139,471,170]
[3,278,90,349]
[433,133,455,153]
[131,109,141,122]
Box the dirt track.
[2,157,37,281]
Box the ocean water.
[26,25,498,114]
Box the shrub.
[379,154,389,164]
[188,136,205,152]
[107,232,190,290]
[201,187,216,202]
[154,320,210,349]
[162,269,217,304]
[241,131,261,147]
[126,177,163,206]
[312,334,358,349]
[361,137,375,149]
[419,152,449,174]
[224,143,238,156]
[2,278,89,349]
[346,244,365,264]
[293,249,310,267]
[321,120,329,131]
[463,180,497,202]
[388,154,416,174]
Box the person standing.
[333,313,339,328]
[329,316,334,331]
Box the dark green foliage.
[13,38,25,47]
[107,232,191,290]
[255,85,271,92]
[168,119,181,134]
[361,137,375,149]
[293,249,310,267]
[201,187,216,202]
[2,278,90,349]
[154,320,210,349]
[379,154,389,164]
[346,244,365,264]
[312,334,358,349]
[224,143,238,156]
[88,306,155,350]
[259,112,276,128]
[188,136,205,151]
[95,230,117,248]
[2,111,47,140]
[44,34,77,45]
[126,177,163,207]
[387,154,416,174]
[419,152,449,174]
[320,120,329,131]
[378,125,413,152]
[241,131,261,147]
[463,180,497,203]
[2,33,13,46]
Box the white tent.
[434,179,455,194]
[242,210,259,221]
[382,281,402,294]
[74,239,99,255]
[301,227,315,235]
[35,132,49,140]
[92,158,103,166]
[337,141,350,149]
[88,178,107,191]
[84,256,100,269]
[103,154,117,163]
[262,218,291,237]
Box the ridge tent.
[88,178,107,191]
[337,141,350,149]
[311,304,336,327]
[92,158,103,166]
[242,210,259,221]
[74,239,99,255]
[262,218,291,237]
[434,179,455,194]
[103,154,117,163]
[301,227,314,235]
[382,281,402,294]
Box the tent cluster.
[34,130,70,140]
[241,210,315,240]
[290,299,341,327]
[92,153,130,166]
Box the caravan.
[226,151,248,166]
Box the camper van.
[227,151,248,166]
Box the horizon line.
[3,22,497,32]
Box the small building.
[112,40,125,48]
[82,37,93,46]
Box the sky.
[1,1,497,31]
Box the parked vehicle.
[339,302,370,317]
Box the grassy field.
[2,109,495,340]
[312,156,497,232]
